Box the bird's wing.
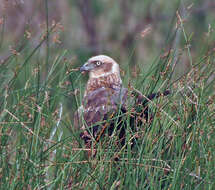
[74,87,128,130]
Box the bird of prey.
[74,55,169,156]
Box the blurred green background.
[1,0,215,67]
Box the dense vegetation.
[0,0,214,189]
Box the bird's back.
[74,86,128,131]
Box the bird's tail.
[131,87,170,105]
[144,90,170,105]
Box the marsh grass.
[0,5,215,190]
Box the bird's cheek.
[92,69,105,77]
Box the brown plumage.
[74,55,170,156]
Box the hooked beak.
[80,62,95,72]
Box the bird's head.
[80,55,121,79]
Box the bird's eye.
[96,61,102,66]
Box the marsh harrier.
[74,55,170,156]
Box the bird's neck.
[85,73,122,96]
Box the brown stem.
[76,0,99,54]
